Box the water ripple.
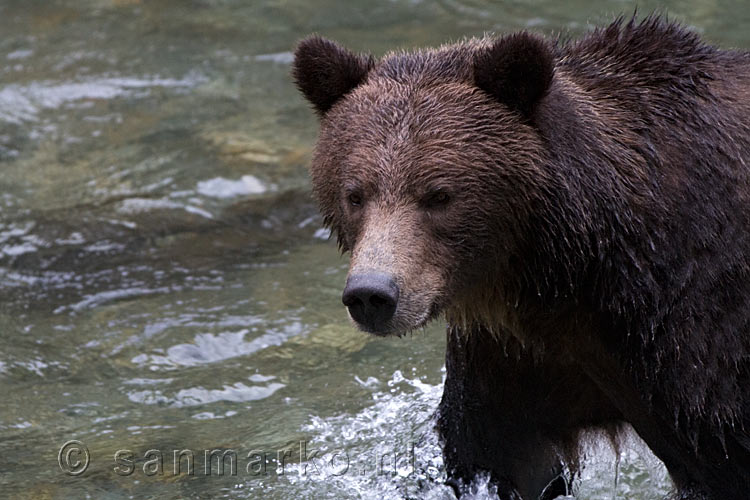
[0,74,205,124]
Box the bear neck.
[446,70,667,352]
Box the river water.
[0,1,747,499]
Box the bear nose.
[342,273,399,333]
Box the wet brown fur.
[294,15,750,500]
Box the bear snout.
[342,272,400,334]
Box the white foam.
[1,242,37,256]
[255,52,294,64]
[196,175,266,198]
[7,49,33,60]
[313,228,331,240]
[132,323,305,368]
[54,286,171,313]
[270,371,450,498]
[116,197,213,219]
[0,75,201,124]
[127,380,285,408]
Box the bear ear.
[292,36,374,116]
[473,32,554,118]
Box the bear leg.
[437,325,622,499]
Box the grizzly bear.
[292,15,750,500]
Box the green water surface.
[0,1,747,499]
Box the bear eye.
[422,190,450,208]
[348,192,362,207]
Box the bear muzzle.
[342,272,400,335]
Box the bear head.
[293,33,556,336]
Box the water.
[0,1,746,498]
